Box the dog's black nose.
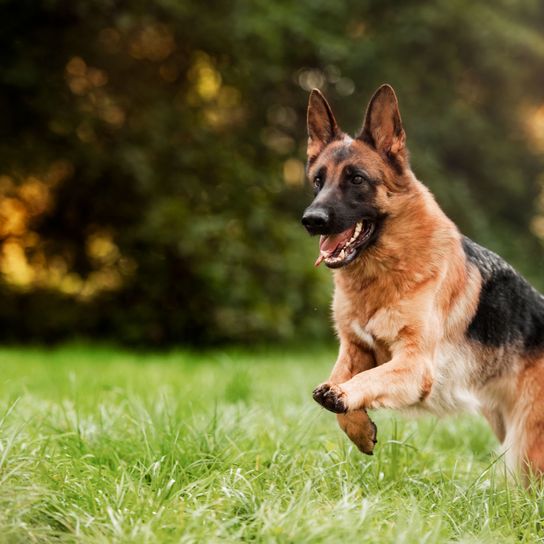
[302,208,330,233]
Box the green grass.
[0,345,542,543]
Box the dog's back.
[463,236,544,354]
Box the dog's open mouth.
[315,220,375,268]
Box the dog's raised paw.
[312,382,348,413]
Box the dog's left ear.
[358,84,406,163]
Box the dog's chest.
[335,285,403,347]
[337,284,481,415]
[350,317,480,415]
[350,320,376,349]
[350,319,392,365]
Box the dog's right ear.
[307,89,339,159]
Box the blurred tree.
[0,0,543,345]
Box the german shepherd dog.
[302,84,544,480]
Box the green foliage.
[0,345,543,542]
[1,1,544,344]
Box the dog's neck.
[334,171,461,297]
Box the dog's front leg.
[314,348,432,413]
[325,341,377,454]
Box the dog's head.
[302,84,410,269]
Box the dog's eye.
[352,175,364,185]
[313,177,322,189]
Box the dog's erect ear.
[307,89,339,158]
[358,84,406,161]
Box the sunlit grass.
[0,345,542,543]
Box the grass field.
[0,345,542,543]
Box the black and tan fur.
[302,84,544,480]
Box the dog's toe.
[312,382,348,413]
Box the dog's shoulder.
[462,236,544,353]
[462,236,513,278]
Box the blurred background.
[1,0,544,347]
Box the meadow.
[0,345,542,543]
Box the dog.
[302,84,544,480]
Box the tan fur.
[327,343,377,454]
[516,360,544,481]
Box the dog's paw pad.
[312,383,348,413]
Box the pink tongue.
[314,226,355,267]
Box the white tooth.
[351,228,358,242]
[348,224,360,246]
